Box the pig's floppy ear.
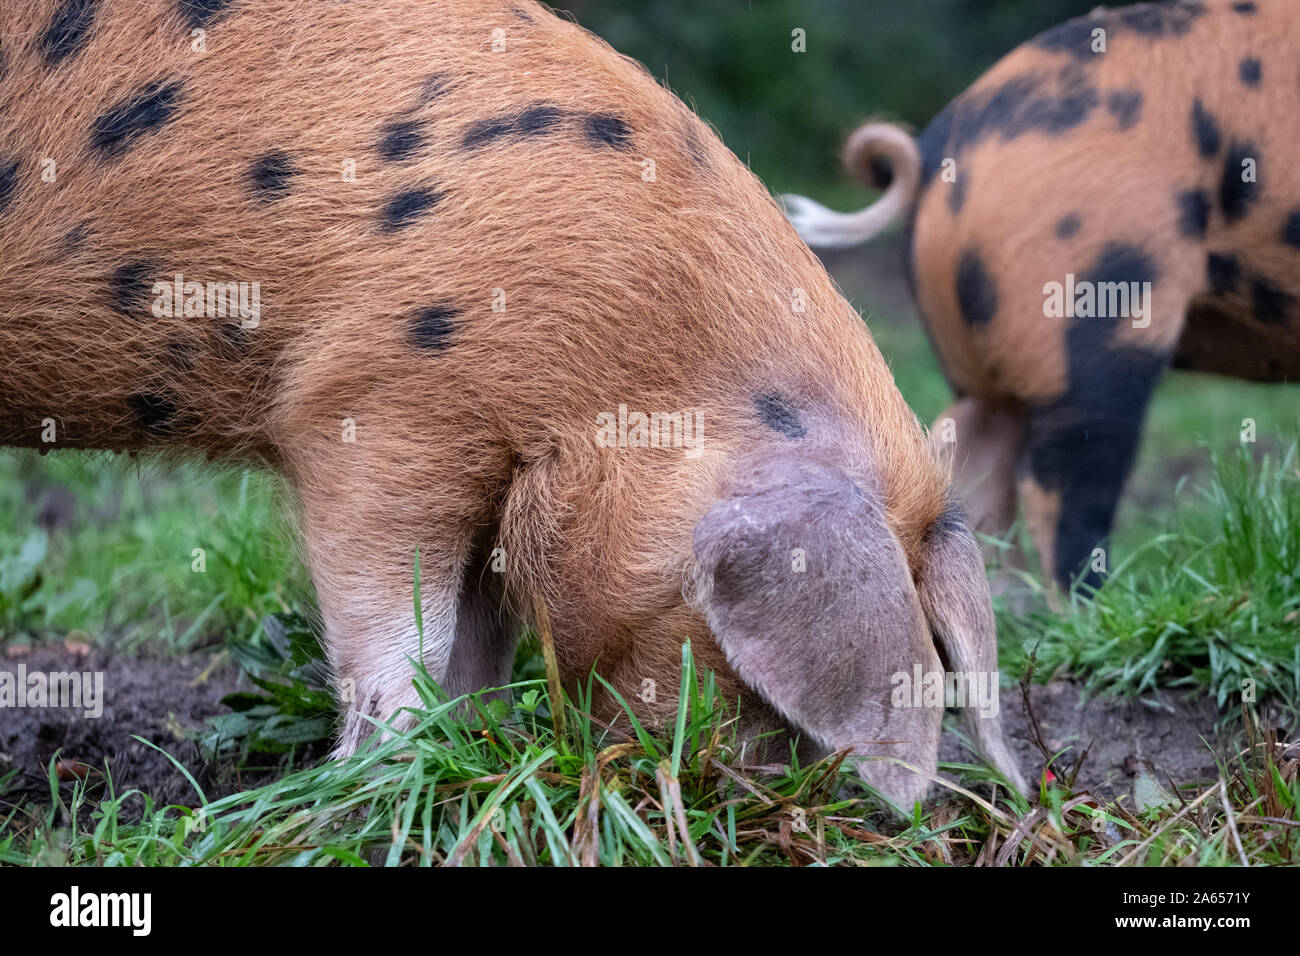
[916,506,1029,795]
[690,451,943,810]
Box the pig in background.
[785,0,1300,593]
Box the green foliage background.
[573,0,1100,193]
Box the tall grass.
[1002,444,1300,713]
[4,640,1294,867]
[3,642,979,866]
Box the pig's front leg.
[284,423,506,757]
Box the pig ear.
[690,451,942,811]
[916,505,1029,795]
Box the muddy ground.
[938,681,1283,807]
[2,640,1285,820]
[0,642,270,815]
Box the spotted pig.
[785,0,1300,591]
[0,0,1026,805]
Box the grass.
[2,639,1295,867]
[0,451,304,651]
[1000,445,1300,715]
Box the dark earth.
[0,642,279,816]
[938,680,1283,807]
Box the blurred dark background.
[570,0,1100,194]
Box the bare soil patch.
[941,681,1291,806]
[0,643,295,815]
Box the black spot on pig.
[379,120,425,162]
[1031,18,1096,56]
[0,158,19,215]
[249,152,296,200]
[1083,243,1158,291]
[584,113,633,149]
[179,0,235,29]
[680,120,711,169]
[42,0,98,66]
[109,261,158,316]
[1176,189,1210,238]
[1017,77,1098,136]
[1115,1,1204,36]
[1283,210,1300,248]
[1232,1,1256,12]
[948,172,968,214]
[924,500,972,542]
[1251,278,1293,325]
[380,187,442,232]
[754,393,806,440]
[128,393,177,433]
[91,80,184,158]
[463,117,515,149]
[1190,99,1221,158]
[410,303,460,350]
[1107,89,1143,129]
[518,105,564,135]
[165,340,197,371]
[915,107,955,186]
[62,221,92,251]
[419,73,451,104]
[1239,57,1262,86]
[1056,212,1082,239]
[915,72,1097,189]
[463,105,591,150]
[1219,141,1259,222]
[216,322,250,354]
[956,249,998,328]
[1031,2,1204,58]
[1206,252,1241,294]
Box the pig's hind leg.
[442,531,520,704]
